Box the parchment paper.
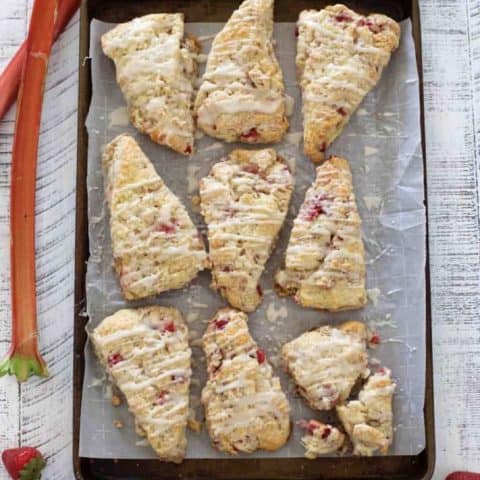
[80,20,426,459]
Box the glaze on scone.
[201,308,291,454]
[337,368,396,456]
[103,134,207,299]
[296,4,401,162]
[275,156,366,311]
[199,149,293,312]
[281,321,369,410]
[195,0,289,143]
[298,419,345,458]
[101,14,199,154]
[91,307,191,463]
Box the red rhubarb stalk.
[0,0,59,382]
[0,0,79,120]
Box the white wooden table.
[0,1,479,479]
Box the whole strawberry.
[2,447,45,480]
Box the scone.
[195,0,288,143]
[337,368,396,456]
[281,321,369,410]
[298,419,345,458]
[275,156,366,311]
[102,14,199,154]
[201,308,291,454]
[199,149,293,312]
[103,134,207,299]
[296,4,401,162]
[91,306,191,463]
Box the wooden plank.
[0,0,79,477]
[420,0,480,476]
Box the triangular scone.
[103,134,207,299]
[296,5,400,162]
[297,420,345,458]
[282,321,369,410]
[102,14,199,155]
[275,156,366,311]
[337,368,396,456]
[195,0,288,143]
[91,307,191,463]
[199,149,293,312]
[201,308,291,454]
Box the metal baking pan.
[73,0,435,478]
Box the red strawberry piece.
[240,128,259,140]
[107,353,123,367]
[256,349,266,364]
[335,12,352,22]
[214,318,229,330]
[156,222,176,234]
[163,321,176,333]
[2,447,46,480]
[304,197,326,221]
[154,390,169,405]
[321,426,332,439]
[242,163,260,175]
[336,107,347,116]
[298,419,322,435]
[184,145,192,155]
[446,473,480,480]
[357,18,384,33]
[370,333,380,345]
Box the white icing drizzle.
[201,309,290,453]
[296,6,400,158]
[194,0,287,140]
[199,149,293,311]
[101,14,198,153]
[91,307,192,461]
[103,135,206,299]
[276,158,365,304]
[282,325,369,410]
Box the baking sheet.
[80,19,425,459]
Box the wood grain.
[1,0,480,478]
[0,1,79,478]
[420,0,480,477]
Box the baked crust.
[195,0,288,143]
[91,306,191,463]
[275,156,366,311]
[199,149,293,312]
[102,134,207,300]
[298,419,345,458]
[201,308,291,454]
[336,368,396,456]
[296,4,400,162]
[281,321,369,410]
[102,14,199,155]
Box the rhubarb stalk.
[0,0,79,120]
[0,0,59,382]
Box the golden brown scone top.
[199,148,293,312]
[195,0,289,143]
[201,308,291,454]
[296,4,400,162]
[337,367,396,456]
[275,156,366,311]
[102,14,199,154]
[103,134,207,299]
[282,320,370,411]
[91,306,191,463]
